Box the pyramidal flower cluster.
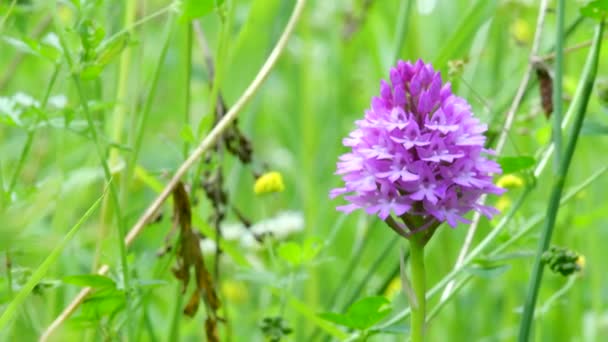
[330,60,504,228]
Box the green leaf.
[180,125,196,143]
[580,0,608,20]
[81,290,126,318]
[63,274,116,289]
[2,36,61,62]
[79,64,104,80]
[182,0,224,20]
[319,296,392,330]
[278,242,302,266]
[498,156,536,174]
[278,238,322,267]
[95,32,131,66]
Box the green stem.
[552,0,565,171]
[409,236,426,342]
[8,64,61,192]
[52,9,134,340]
[167,280,183,342]
[518,20,604,342]
[96,0,136,270]
[182,22,193,159]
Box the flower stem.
[409,236,426,342]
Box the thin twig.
[539,37,608,61]
[38,1,306,340]
[440,0,550,301]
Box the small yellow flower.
[254,171,285,195]
[221,280,249,304]
[511,18,532,45]
[384,277,401,300]
[575,255,586,272]
[496,196,512,212]
[58,5,74,25]
[497,174,524,189]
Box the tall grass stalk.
[518,20,605,341]
[551,0,565,171]
[95,0,136,269]
[52,8,134,339]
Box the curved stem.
[39,0,307,339]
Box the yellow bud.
[58,5,74,26]
[496,196,512,212]
[384,277,401,300]
[511,18,532,45]
[497,174,524,189]
[576,255,586,272]
[221,280,248,304]
[254,171,285,195]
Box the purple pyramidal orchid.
[330,60,504,228]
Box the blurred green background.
[1,0,607,341]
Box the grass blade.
[0,188,107,330]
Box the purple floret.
[331,60,504,228]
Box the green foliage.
[182,0,225,20]
[277,238,321,267]
[498,155,536,174]
[259,316,293,342]
[319,296,392,331]
[1,1,607,341]
[580,0,608,20]
[63,274,116,289]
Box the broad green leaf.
[319,296,392,330]
[580,0,608,20]
[62,274,116,289]
[81,289,126,318]
[498,156,536,174]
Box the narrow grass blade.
[0,189,107,330]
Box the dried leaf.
[535,63,553,119]
[169,182,221,336]
[205,318,220,342]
